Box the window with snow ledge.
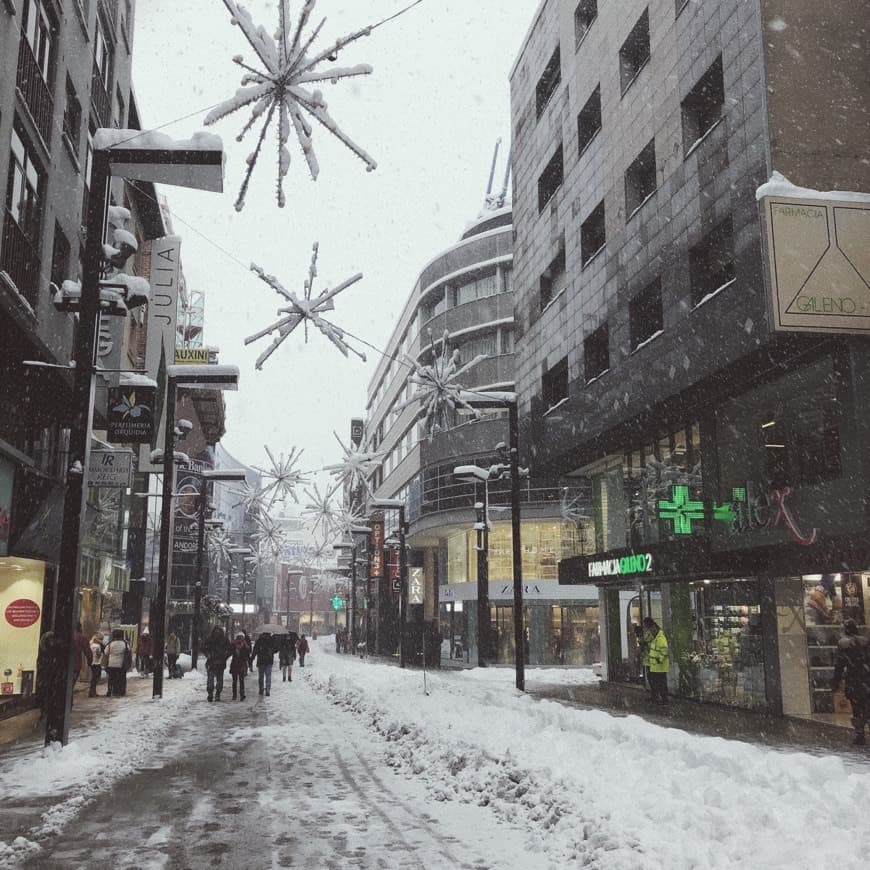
[574,0,597,49]
[577,85,601,157]
[689,216,735,308]
[625,138,657,219]
[681,56,724,156]
[539,242,566,312]
[584,324,609,383]
[536,46,561,119]
[629,277,663,351]
[542,356,569,411]
[581,200,605,266]
[619,9,650,96]
[538,144,563,212]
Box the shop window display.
[803,573,867,715]
[682,580,766,709]
[549,605,600,665]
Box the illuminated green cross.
[331,596,344,611]
[658,485,705,535]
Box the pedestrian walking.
[166,631,180,678]
[831,618,870,745]
[253,631,276,696]
[203,625,232,702]
[136,629,153,676]
[88,632,104,697]
[242,629,253,673]
[278,634,295,682]
[642,617,670,705]
[72,622,92,707]
[105,629,132,697]
[230,632,252,700]
[296,634,309,667]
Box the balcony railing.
[99,0,118,34]
[15,36,54,148]
[91,61,111,127]
[1,210,41,309]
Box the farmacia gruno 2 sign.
[587,553,654,579]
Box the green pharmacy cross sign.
[331,596,344,611]
[657,485,705,535]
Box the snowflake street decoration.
[253,445,307,504]
[245,242,366,369]
[331,502,370,538]
[206,0,377,211]
[253,512,287,558]
[231,482,271,519]
[322,430,383,496]
[560,488,591,526]
[208,528,235,569]
[395,330,488,441]
[301,481,341,539]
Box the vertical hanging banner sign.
[138,236,182,473]
[369,520,384,578]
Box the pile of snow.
[304,640,870,869]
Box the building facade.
[509,0,869,720]
[365,205,599,667]
[0,0,139,708]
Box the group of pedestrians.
[202,626,310,702]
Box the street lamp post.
[459,392,526,691]
[226,546,252,638]
[370,499,407,668]
[285,569,302,630]
[47,136,224,745]
[334,540,361,654]
[152,366,239,700]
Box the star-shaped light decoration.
[205,0,377,211]
[252,445,307,504]
[245,242,366,369]
[208,528,235,569]
[560,488,591,526]
[331,502,370,539]
[231,482,271,519]
[253,512,288,558]
[322,430,383,496]
[394,329,489,441]
[301,481,341,540]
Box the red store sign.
[5,598,41,628]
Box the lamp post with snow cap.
[152,365,239,700]
[48,130,225,745]
[227,547,253,636]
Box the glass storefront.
[548,605,600,665]
[0,556,48,698]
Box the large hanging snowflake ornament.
[231,482,271,519]
[208,528,235,569]
[322,430,383,495]
[245,242,366,369]
[253,444,307,504]
[253,513,287,558]
[395,329,489,440]
[206,0,378,210]
[301,481,341,539]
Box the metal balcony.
[15,35,54,148]
[1,210,41,309]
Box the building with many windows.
[509,0,869,720]
[365,204,599,667]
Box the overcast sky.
[131,0,538,484]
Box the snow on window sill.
[630,328,664,354]
[585,367,610,386]
[620,57,650,99]
[691,278,736,311]
[62,133,81,173]
[544,396,570,417]
[540,286,567,315]
[626,189,657,223]
[582,244,605,269]
[2,0,17,15]
[578,126,601,160]
[684,117,725,160]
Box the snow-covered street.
[2,639,869,869]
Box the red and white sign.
[5,598,41,628]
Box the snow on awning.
[756,171,870,203]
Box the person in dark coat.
[203,626,232,702]
[229,631,252,701]
[296,634,309,667]
[136,629,153,676]
[278,634,295,682]
[832,619,870,745]
[105,629,132,697]
[252,631,276,696]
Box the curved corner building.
[364,205,599,667]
